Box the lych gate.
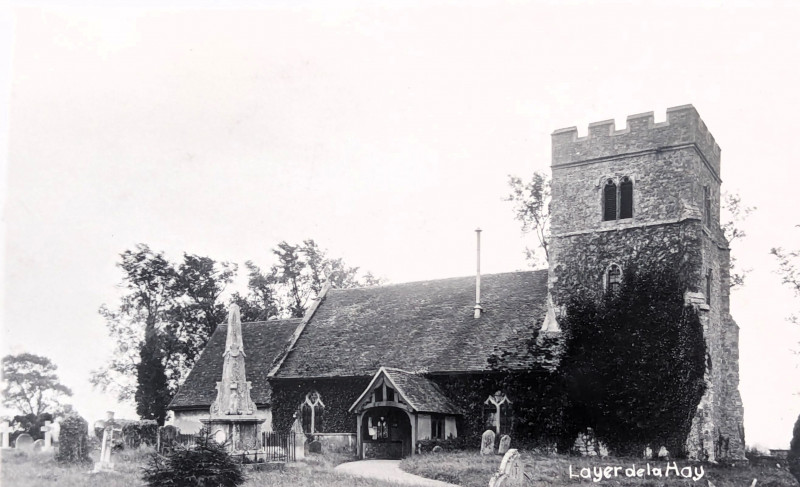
[349,367,461,459]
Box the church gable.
[169,318,301,410]
[273,270,552,379]
[349,367,462,415]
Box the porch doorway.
[360,407,412,459]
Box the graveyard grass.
[400,451,800,487]
[0,448,427,487]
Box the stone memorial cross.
[40,421,53,450]
[0,421,11,448]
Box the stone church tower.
[547,105,745,461]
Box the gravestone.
[0,421,11,448]
[40,421,54,451]
[308,440,322,454]
[33,439,45,452]
[658,446,669,459]
[498,435,511,455]
[15,433,34,451]
[481,430,496,455]
[644,446,653,459]
[488,448,525,487]
[432,445,442,453]
[92,411,122,473]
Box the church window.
[703,186,712,226]
[431,415,445,440]
[619,177,633,219]
[605,264,622,294]
[706,268,713,305]
[483,391,513,435]
[603,179,617,221]
[301,391,325,434]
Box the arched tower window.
[603,179,617,221]
[619,176,633,219]
[301,391,325,434]
[605,264,622,294]
[703,186,712,226]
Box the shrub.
[55,413,93,466]
[142,434,244,487]
[789,413,800,484]
[123,420,158,448]
[416,436,471,453]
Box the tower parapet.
[552,105,721,179]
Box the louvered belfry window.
[603,179,617,221]
[619,177,633,219]
[607,264,622,294]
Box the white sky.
[2,0,799,449]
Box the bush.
[416,436,472,453]
[55,413,93,466]
[123,420,158,448]
[789,413,800,484]
[142,434,244,487]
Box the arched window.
[703,186,711,226]
[483,391,513,435]
[619,177,633,219]
[301,391,325,434]
[706,268,713,305]
[603,179,617,221]
[605,264,622,294]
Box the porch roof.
[350,367,462,415]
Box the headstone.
[644,446,653,459]
[658,446,669,459]
[55,413,92,466]
[0,421,12,448]
[432,445,442,453]
[481,430,496,455]
[92,411,122,473]
[15,433,34,451]
[308,440,322,453]
[498,435,511,455]
[33,439,45,452]
[488,448,525,487]
[40,421,54,450]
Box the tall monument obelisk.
[202,304,263,451]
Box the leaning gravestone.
[488,448,525,487]
[481,430,496,455]
[15,433,34,451]
[498,435,511,455]
[32,439,45,452]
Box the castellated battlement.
[552,105,721,178]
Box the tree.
[505,171,551,268]
[772,226,800,327]
[557,263,707,456]
[2,353,73,417]
[93,245,235,423]
[267,239,384,318]
[789,413,800,484]
[229,261,281,323]
[721,191,756,289]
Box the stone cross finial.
[0,421,11,448]
[40,421,53,450]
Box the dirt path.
[335,459,458,486]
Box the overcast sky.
[2,0,799,449]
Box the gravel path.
[335,459,459,486]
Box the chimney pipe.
[474,228,482,318]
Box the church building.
[168,104,746,462]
